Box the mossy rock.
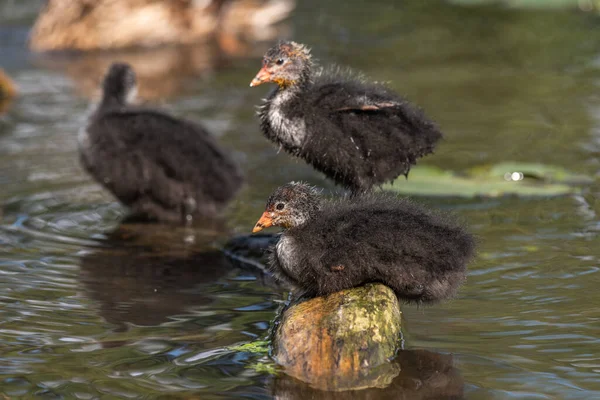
[273,283,402,391]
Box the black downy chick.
[79,62,243,223]
[252,182,475,303]
[250,41,443,193]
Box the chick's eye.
[275,58,285,65]
[275,202,285,210]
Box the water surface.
[1,0,600,398]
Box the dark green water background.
[1,0,600,398]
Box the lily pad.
[383,162,589,198]
[472,162,592,184]
[448,0,588,9]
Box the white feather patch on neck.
[276,235,297,276]
[267,89,306,148]
[126,85,138,104]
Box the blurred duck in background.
[28,0,295,52]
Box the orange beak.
[252,211,273,233]
[250,66,272,87]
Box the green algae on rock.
[273,283,402,391]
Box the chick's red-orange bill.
[252,211,273,233]
[249,67,271,87]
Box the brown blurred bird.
[29,0,295,52]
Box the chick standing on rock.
[79,62,243,223]
[252,182,475,303]
[250,41,443,193]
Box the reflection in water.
[272,349,463,400]
[224,233,285,289]
[35,44,218,101]
[80,248,233,329]
[224,233,279,269]
[79,222,236,330]
[33,38,280,101]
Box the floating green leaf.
[448,0,592,10]
[472,162,592,184]
[383,162,590,198]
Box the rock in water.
[273,283,402,391]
